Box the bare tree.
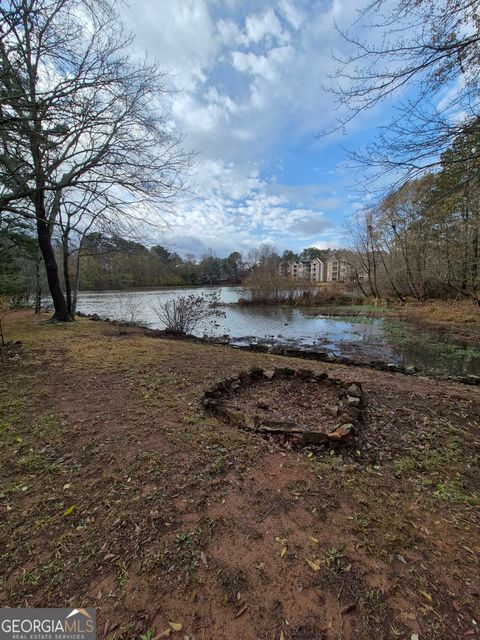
[0,0,190,321]
[330,0,479,183]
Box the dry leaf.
[280,631,285,640]
[309,536,319,544]
[154,629,171,639]
[280,546,287,558]
[168,622,182,632]
[306,559,321,572]
[419,590,432,603]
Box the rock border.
[201,366,365,447]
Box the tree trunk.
[36,214,72,322]
[72,248,82,316]
[62,231,73,317]
[34,252,42,314]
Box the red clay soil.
[0,311,479,640]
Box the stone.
[260,420,302,434]
[296,368,314,379]
[250,344,269,353]
[301,431,330,445]
[204,388,222,399]
[313,351,329,360]
[263,369,275,380]
[201,397,217,409]
[325,405,339,417]
[249,366,264,378]
[220,408,245,425]
[314,372,328,381]
[275,367,296,377]
[324,353,337,362]
[347,395,361,407]
[90,313,100,321]
[268,345,284,355]
[245,415,259,430]
[284,348,305,358]
[328,424,354,440]
[346,407,361,421]
[405,365,417,375]
[346,383,362,398]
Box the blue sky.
[122,0,389,258]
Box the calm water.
[77,286,480,377]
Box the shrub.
[148,291,225,334]
[115,297,141,334]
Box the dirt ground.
[221,377,344,434]
[1,311,479,640]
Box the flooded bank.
[77,286,480,377]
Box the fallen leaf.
[419,590,433,603]
[306,559,321,572]
[63,505,76,516]
[200,551,208,567]
[63,483,71,490]
[280,546,287,558]
[309,536,319,544]
[280,631,285,640]
[168,622,182,632]
[154,628,171,639]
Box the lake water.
[77,286,480,377]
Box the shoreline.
[76,310,480,386]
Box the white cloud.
[120,0,375,255]
[237,9,289,46]
[278,0,305,30]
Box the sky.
[121,0,387,259]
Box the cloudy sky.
[121,0,386,258]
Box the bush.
[115,297,141,334]
[148,291,225,334]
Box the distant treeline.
[77,234,245,289]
